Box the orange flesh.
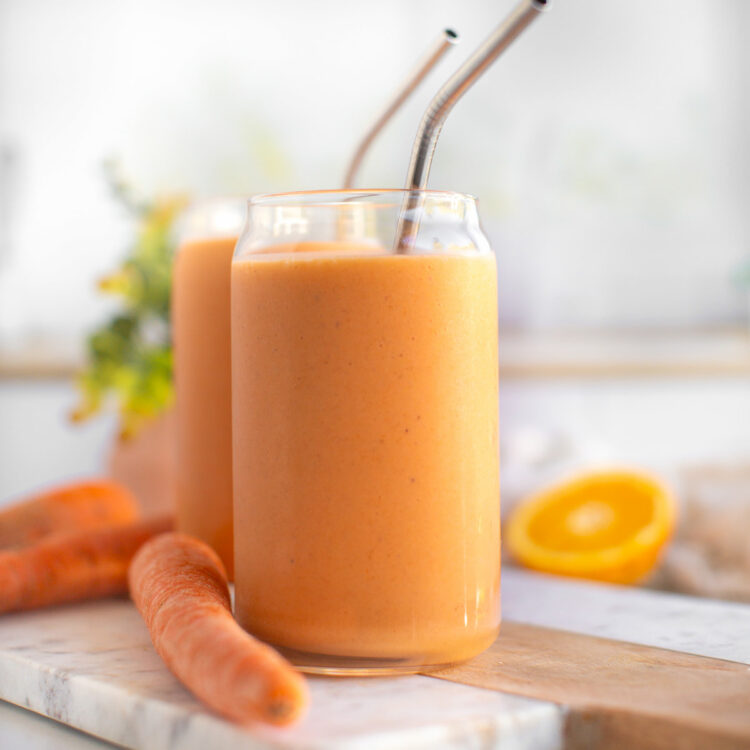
[526,478,657,552]
[231,242,501,665]
[172,237,236,576]
[506,471,676,585]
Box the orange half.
[506,470,676,584]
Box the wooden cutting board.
[428,621,750,750]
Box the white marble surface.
[503,568,750,665]
[0,700,108,749]
[0,596,564,750]
[2,568,750,750]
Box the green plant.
[72,164,188,439]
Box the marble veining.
[0,598,564,750]
[2,569,750,749]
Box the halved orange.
[506,470,676,584]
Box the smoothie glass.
[232,190,500,674]
[173,197,244,577]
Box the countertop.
[2,367,750,748]
[1,568,750,750]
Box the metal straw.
[395,0,549,252]
[342,29,460,189]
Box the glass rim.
[248,188,477,208]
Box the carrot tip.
[266,699,302,725]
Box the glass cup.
[173,197,245,577]
[231,190,500,674]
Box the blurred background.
[1,0,749,599]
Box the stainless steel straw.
[342,29,459,189]
[395,0,549,252]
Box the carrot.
[128,532,308,726]
[0,479,140,549]
[0,514,173,613]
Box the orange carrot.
[0,514,173,613]
[0,479,140,549]
[128,532,308,726]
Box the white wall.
[0,0,748,348]
[3,376,750,505]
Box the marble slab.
[0,699,108,750]
[2,568,750,750]
[0,596,564,750]
[503,568,750,664]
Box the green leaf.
[71,166,188,438]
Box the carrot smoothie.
[173,234,237,576]
[232,231,500,670]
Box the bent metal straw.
[395,0,549,252]
[342,29,459,189]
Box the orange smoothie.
[232,242,500,669]
[173,235,237,576]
